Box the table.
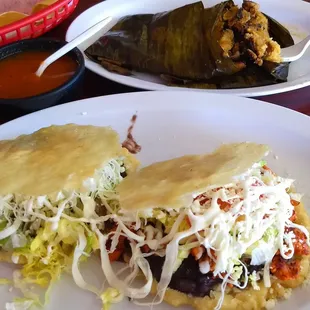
[1,0,310,124]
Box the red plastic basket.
[0,0,79,47]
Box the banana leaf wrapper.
[86,1,244,80]
[85,1,294,89]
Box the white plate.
[0,91,310,309]
[66,0,310,97]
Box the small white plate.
[66,0,310,97]
[0,91,310,309]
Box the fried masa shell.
[0,124,139,196]
[118,142,269,211]
[151,202,310,310]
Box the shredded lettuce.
[84,159,125,200]
[173,249,190,272]
[10,219,97,305]
[249,271,260,290]
[100,287,124,310]
[0,220,21,240]
[0,220,10,246]
[263,226,279,242]
[0,159,126,309]
[0,278,12,285]
[245,227,279,256]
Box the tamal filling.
[219,1,282,66]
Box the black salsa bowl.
[0,38,85,112]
